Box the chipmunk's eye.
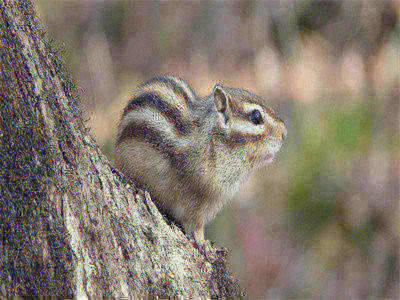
[250,109,263,125]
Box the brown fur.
[115,75,287,244]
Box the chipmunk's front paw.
[189,237,230,261]
[189,237,214,257]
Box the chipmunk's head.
[212,83,287,170]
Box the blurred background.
[36,0,399,298]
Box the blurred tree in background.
[36,0,399,297]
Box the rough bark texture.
[0,0,242,296]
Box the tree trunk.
[0,0,242,296]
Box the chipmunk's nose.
[280,123,287,142]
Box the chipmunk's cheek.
[267,139,282,153]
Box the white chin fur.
[253,153,275,167]
[263,153,275,164]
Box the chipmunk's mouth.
[249,142,280,164]
[249,152,275,165]
[262,153,274,163]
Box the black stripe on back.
[122,93,191,135]
[143,76,196,107]
[117,120,190,176]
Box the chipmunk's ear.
[213,83,231,126]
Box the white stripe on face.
[230,119,265,135]
[242,102,264,114]
[263,113,277,128]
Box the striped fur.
[119,77,195,138]
[143,76,197,108]
[115,75,287,245]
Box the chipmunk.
[115,75,287,245]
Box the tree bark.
[0,0,242,296]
